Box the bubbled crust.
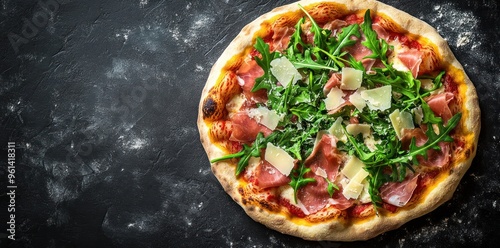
[197,0,480,241]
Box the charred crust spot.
[238,187,244,195]
[203,97,218,118]
[258,199,273,211]
[247,206,255,212]
[465,148,471,159]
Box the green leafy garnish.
[252,37,281,92]
[289,162,316,203]
[210,132,272,176]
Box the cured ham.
[401,128,451,168]
[372,23,390,40]
[426,92,455,124]
[305,134,342,179]
[270,26,295,52]
[297,134,353,213]
[397,48,423,78]
[323,73,341,95]
[236,60,267,102]
[323,19,348,36]
[345,39,376,70]
[256,160,291,189]
[229,112,272,143]
[380,174,419,207]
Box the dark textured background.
[0,0,499,247]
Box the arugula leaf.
[387,113,461,166]
[298,4,328,50]
[289,161,316,203]
[291,49,338,71]
[210,132,272,176]
[360,10,390,63]
[252,37,280,92]
[287,17,307,56]
[324,177,339,197]
[332,24,361,56]
[421,101,443,124]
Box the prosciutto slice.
[236,60,267,103]
[323,73,341,95]
[297,134,353,213]
[397,48,423,78]
[229,112,272,143]
[255,160,291,189]
[270,26,295,52]
[380,174,419,207]
[401,128,451,168]
[426,92,455,124]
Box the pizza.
[197,0,480,241]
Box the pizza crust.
[197,0,480,241]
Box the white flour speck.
[183,14,215,46]
[456,31,472,47]
[195,64,204,72]
[428,3,480,50]
[139,0,148,8]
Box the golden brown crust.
[197,0,481,241]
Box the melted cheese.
[270,57,301,88]
[226,93,246,113]
[280,186,310,215]
[360,85,392,111]
[340,67,363,90]
[265,143,294,176]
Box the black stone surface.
[0,0,499,247]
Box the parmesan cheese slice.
[343,181,364,200]
[413,106,423,125]
[389,109,415,139]
[270,57,301,88]
[349,89,366,112]
[341,156,365,179]
[265,143,294,176]
[247,106,281,130]
[328,117,346,142]
[324,87,345,111]
[360,85,392,111]
[346,123,371,137]
[341,156,369,200]
[343,169,369,200]
[340,67,363,90]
